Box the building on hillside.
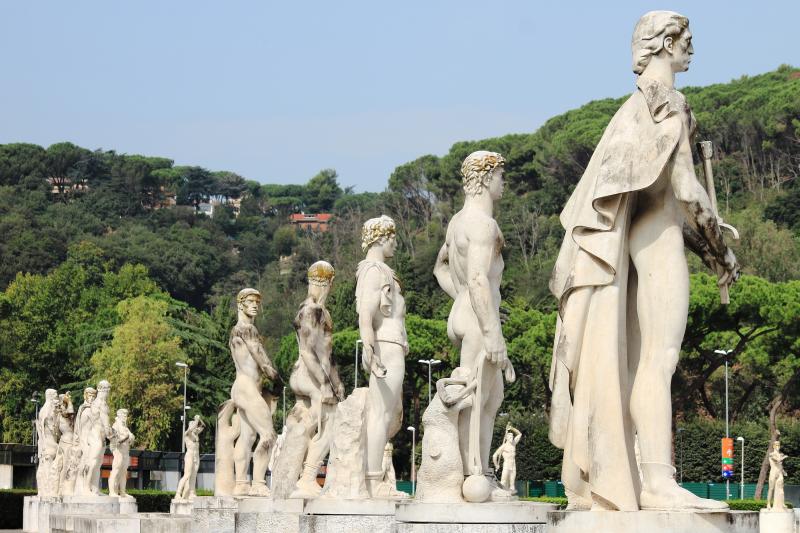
[289,212,332,231]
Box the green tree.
[303,169,342,212]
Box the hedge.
[0,489,36,529]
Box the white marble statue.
[214,399,240,495]
[53,392,78,496]
[272,261,345,499]
[108,409,134,498]
[382,442,398,489]
[35,388,60,497]
[76,381,112,495]
[356,215,409,499]
[767,440,788,511]
[547,11,739,511]
[492,425,522,494]
[434,151,516,503]
[416,368,477,503]
[228,288,279,496]
[73,387,96,495]
[175,415,205,501]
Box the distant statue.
[357,216,409,499]
[73,387,96,495]
[381,442,397,489]
[492,425,522,494]
[175,415,205,501]
[272,261,345,499]
[229,288,279,496]
[53,392,77,496]
[77,381,112,495]
[434,151,516,503]
[36,389,60,497]
[213,399,240,495]
[108,409,134,498]
[766,440,788,511]
[547,11,738,511]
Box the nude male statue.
[77,381,111,495]
[73,387,96,495]
[434,151,516,501]
[109,409,134,498]
[176,415,205,501]
[357,215,409,499]
[36,388,60,497]
[54,392,77,496]
[286,261,345,498]
[767,440,788,511]
[492,425,522,494]
[230,288,279,496]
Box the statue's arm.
[670,131,737,275]
[434,243,457,300]
[357,267,384,371]
[465,222,506,363]
[492,446,502,469]
[236,334,278,380]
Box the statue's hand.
[484,330,507,365]
[361,344,374,373]
[502,358,516,383]
[335,383,346,402]
[716,248,740,288]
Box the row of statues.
[34,382,134,500]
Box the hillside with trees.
[1,65,798,487]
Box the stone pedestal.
[23,496,59,532]
[46,495,137,533]
[50,512,190,533]
[300,498,397,533]
[396,501,555,533]
[546,509,759,533]
[236,497,305,533]
[170,499,194,515]
[190,495,241,533]
[759,509,793,533]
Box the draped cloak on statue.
[548,76,693,511]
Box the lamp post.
[677,427,685,484]
[30,394,39,448]
[355,339,363,391]
[418,359,442,404]
[282,386,287,428]
[714,349,733,498]
[407,426,416,496]
[176,361,189,453]
[737,436,745,500]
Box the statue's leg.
[242,396,277,496]
[480,367,503,474]
[233,415,256,495]
[455,324,483,475]
[629,206,726,510]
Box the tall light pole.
[715,349,733,498]
[418,359,442,404]
[30,394,39,448]
[737,436,745,500]
[282,386,287,428]
[354,339,363,391]
[407,426,416,496]
[176,361,189,453]
[677,427,685,484]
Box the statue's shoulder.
[356,260,392,285]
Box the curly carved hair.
[631,11,689,75]
[361,215,396,252]
[461,151,506,197]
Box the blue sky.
[1,1,797,192]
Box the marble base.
[189,495,242,533]
[23,496,59,533]
[394,501,554,533]
[170,499,194,515]
[236,498,305,533]
[759,509,793,533]
[25,495,136,533]
[547,509,759,533]
[50,512,189,533]
[300,498,397,533]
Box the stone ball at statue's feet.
[462,474,491,503]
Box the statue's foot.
[249,481,271,497]
[483,473,515,502]
[640,481,728,511]
[233,482,251,496]
[290,477,322,499]
[368,479,409,500]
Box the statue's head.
[116,409,128,423]
[632,11,692,75]
[236,288,262,319]
[83,387,97,405]
[461,151,506,200]
[45,388,58,404]
[97,380,111,397]
[307,261,335,302]
[59,393,74,415]
[504,431,514,443]
[361,215,397,257]
[774,440,781,452]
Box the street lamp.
[407,426,416,496]
[355,339,363,391]
[418,359,442,404]
[677,427,685,484]
[30,394,40,448]
[715,349,733,497]
[176,361,189,453]
[737,436,745,500]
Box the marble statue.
[381,442,398,489]
[35,389,60,497]
[492,425,522,494]
[356,215,409,499]
[434,151,516,503]
[319,388,371,499]
[547,11,739,511]
[272,261,345,499]
[767,440,788,511]
[417,368,477,503]
[213,399,240,495]
[73,387,96,495]
[175,415,205,501]
[77,381,112,495]
[54,392,78,496]
[109,409,135,498]
[229,288,278,496]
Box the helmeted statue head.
[97,380,111,396]
[307,261,335,287]
[236,288,262,318]
[361,215,397,254]
[631,11,690,75]
[461,151,506,198]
